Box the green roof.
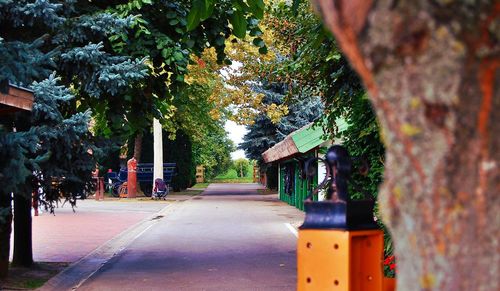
[291,123,325,153]
[261,118,348,163]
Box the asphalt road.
[78,183,303,291]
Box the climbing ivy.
[263,1,385,200]
[265,0,390,266]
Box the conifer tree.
[240,81,323,164]
[0,0,146,275]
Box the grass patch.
[215,168,240,179]
[213,164,255,184]
[191,183,210,188]
[1,262,69,290]
[211,177,254,183]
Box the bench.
[107,163,176,197]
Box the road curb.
[37,203,177,291]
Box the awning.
[262,119,348,163]
[262,123,325,163]
[0,84,34,113]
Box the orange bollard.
[297,229,384,291]
[296,145,393,291]
[94,177,100,201]
[127,157,137,198]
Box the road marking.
[131,204,174,242]
[133,223,155,241]
[285,223,298,238]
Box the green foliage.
[60,42,147,97]
[264,0,385,199]
[169,81,234,181]
[233,158,250,178]
[0,130,36,196]
[216,168,239,180]
[191,182,209,188]
[104,0,268,142]
[213,164,254,183]
[30,75,95,206]
[230,10,247,39]
[192,128,234,180]
[0,0,104,208]
[186,0,214,31]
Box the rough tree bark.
[12,193,33,267]
[0,193,12,278]
[313,0,499,290]
[134,132,143,162]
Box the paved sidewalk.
[29,199,169,263]
[77,183,305,291]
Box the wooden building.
[262,123,329,211]
[0,84,34,114]
[262,120,348,211]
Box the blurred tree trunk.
[313,0,499,290]
[134,132,143,162]
[12,192,33,267]
[0,193,12,278]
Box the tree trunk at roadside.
[313,0,499,290]
[12,193,33,267]
[0,193,12,278]
[134,132,143,162]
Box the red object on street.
[127,157,137,198]
[95,177,104,201]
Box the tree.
[233,158,250,178]
[313,0,499,289]
[183,22,288,125]
[0,128,36,277]
[12,76,94,268]
[192,128,234,180]
[105,0,268,152]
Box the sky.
[224,120,247,160]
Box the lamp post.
[153,118,163,191]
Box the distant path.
[78,183,303,291]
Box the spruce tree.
[0,0,146,275]
[240,81,323,164]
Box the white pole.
[153,118,163,189]
[317,157,327,201]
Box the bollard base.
[300,200,378,230]
[297,229,383,291]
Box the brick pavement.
[26,199,168,263]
